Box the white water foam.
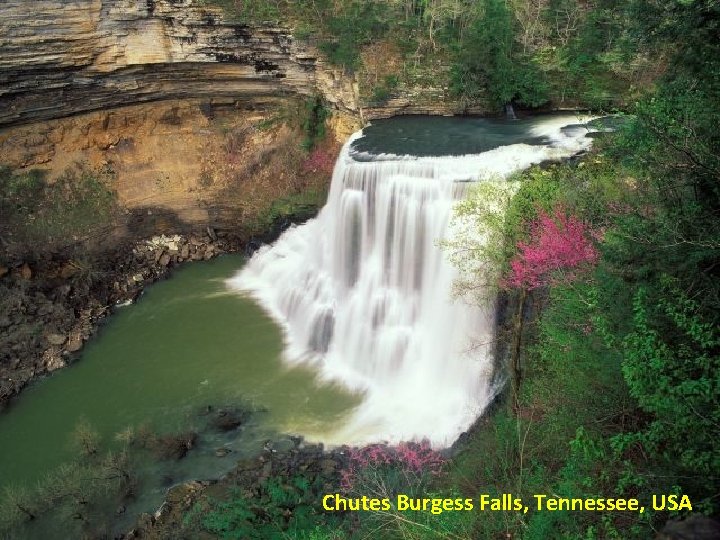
[228,114,598,447]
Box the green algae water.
[0,255,359,536]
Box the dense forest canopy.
[207,0,688,109]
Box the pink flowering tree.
[505,206,599,290]
[340,441,445,494]
[337,442,466,536]
[502,205,600,411]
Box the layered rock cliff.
[0,0,362,232]
[0,0,359,128]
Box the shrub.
[0,164,118,263]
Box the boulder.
[46,333,66,346]
[44,351,66,371]
[65,336,83,353]
[19,263,32,280]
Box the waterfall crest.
[229,115,598,446]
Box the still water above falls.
[231,113,603,447]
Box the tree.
[618,283,720,493]
[70,417,101,458]
[451,0,549,107]
[443,180,519,301]
[503,206,599,410]
[506,206,599,290]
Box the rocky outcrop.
[0,231,231,408]
[0,99,341,233]
[126,439,347,539]
[0,0,359,128]
[363,97,492,120]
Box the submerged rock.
[150,432,198,460]
[210,408,245,432]
[198,404,214,416]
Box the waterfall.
[229,115,598,447]
[505,103,517,120]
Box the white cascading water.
[229,115,598,447]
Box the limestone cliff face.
[0,0,365,236]
[0,0,359,128]
[0,99,345,231]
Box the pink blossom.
[340,441,445,491]
[505,206,599,290]
[302,147,335,175]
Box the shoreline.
[0,206,320,413]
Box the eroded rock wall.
[0,0,362,232]
[0,98,339,231]
[0,0,359,127]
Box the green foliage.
[442,180,519,300]
[618,282,719,499]
[342,449,472,540]
[301,96,330,151]
[450,0,549,107]
[245,189,326,236]
[558,2,630,109]
[503,167,561,241]
[444,268,655,538]
[625,0,720,77]
[188,475,347,540]
[0,164,118,263]
[370,74,400,104]
[361,489,476,540]
[0,419,136,537]
[317,1,390,71]
[201,0,661,112]
[445,13,720,525]
[198,0,281,23]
